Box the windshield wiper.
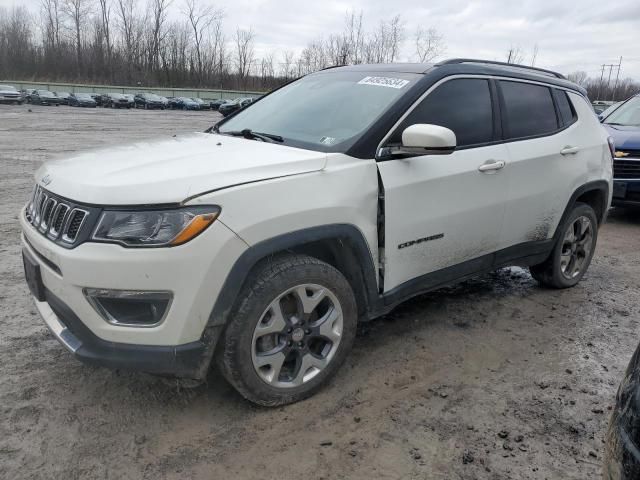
[222,129,283,143]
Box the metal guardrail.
[0,80,264,100]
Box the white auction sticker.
[357,76,410,89]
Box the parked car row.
[2,86,257,113]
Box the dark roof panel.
[322,59,585,96]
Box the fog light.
[83,288,172,327]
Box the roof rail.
[435,58,565,79]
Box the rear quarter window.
[500,81,559,139]
[554,90,577,127]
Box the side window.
[554,89,577,127]
[500,81,559,139]
[390,78,494,147]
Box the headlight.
[92,206,220,247]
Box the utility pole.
[597,64,605,100]
[612,56,622,101]
[597,62,620,101]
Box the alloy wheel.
[251,284,343,389]
[560,215,594,279]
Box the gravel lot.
[1,104,639,479]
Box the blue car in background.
[602,94,640,207]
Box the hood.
[35,133,327,205]
[0,88,19,95]
[604,124,640,151]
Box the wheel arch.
[207,224,380,330]
[554,180,610,240]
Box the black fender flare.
[206,224,380,329]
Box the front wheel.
[530,202,598,288]
[217,254,357,406]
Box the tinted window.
[554,90,576,127]
[390,79,494,147]
[500,81,558,138]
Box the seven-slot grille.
[613,151,640,179]
[26,186,89,245]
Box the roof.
[323,58,586,96]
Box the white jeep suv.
[21,59,613,406]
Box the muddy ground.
[1,104,639,479]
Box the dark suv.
[104,93,131,109]
[602,94,640,207]
[134,93,164,110]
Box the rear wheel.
[530,202,598,288]
[217,254,357,406]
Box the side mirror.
[379,124,457,158]
[402,124,456,150]
[598,113,604,122]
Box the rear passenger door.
[378,77,510,292]
[498,80,580,247]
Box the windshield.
[604,96,640,126]
[218,70,420,152]
[75,93,92,99]
[37,90,54,96]
[145,93,160,100]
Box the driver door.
[377,77,509,291]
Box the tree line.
[567,71,639,102]
[1,2,637,100]
[0,5,445,91]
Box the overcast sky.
[2,0,639,81]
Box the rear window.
[554,90,577,127]
[500,81,559,139]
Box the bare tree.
[567,71,588,87]
[41,0,62,50]
[530,43,538,67]
[234,27,254,88]
[182,0,221,85]
[281,50,294,79]
[415,26,444,62]
[343,10,363,64]
[506,45,524,64]
[147,0,172,73]
[98,0,113,77]
[62,0,91,69]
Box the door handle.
[478,160,506,173]
[560,146,580,155]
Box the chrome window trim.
[376,73,587,157]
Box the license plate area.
[23,249,46,301]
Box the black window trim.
[376,74,583,161]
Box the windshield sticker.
[357,76,410,89]
[320,136,337,145]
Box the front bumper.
[612,179,640,207]
[20,204,247,345]
[34,286,219,378]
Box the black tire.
[529,202,598,289]
[217,254,357,406]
